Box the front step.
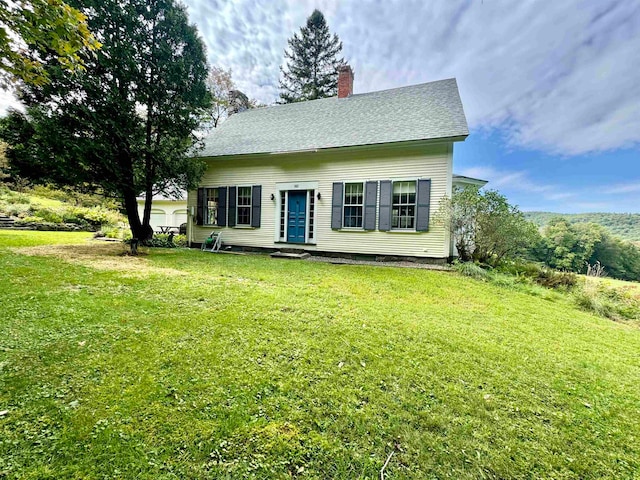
[270,251,310,260]
[0,216,16,229]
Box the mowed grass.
[1,232,639,479]
[0,229,92,247]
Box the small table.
[157,225,180,234]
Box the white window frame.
[391,180,417,231]
[342,181,365,230]
[236,185,252,226]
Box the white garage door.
[149,209,166,229]
[173,210,187,227]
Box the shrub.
[453,261,489,280]
[497,260,577,289]
[19,215,46,223]
[126,234,188,248]
[95,226,125,239]
[75,206,122,226]
[437,186,540,265]
[535,269,577,289]
[6,192,31,204]
[3,203,31,218]
[30,207,63,223]
[573,279,640,322]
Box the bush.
[497,260,577,289]
[535,269,577,289]
[438,186,540,265]
[3,203,31,218]
[453,261,489,280]
[94,226,125,239]
[30,207,63,223]
[125,234,188,248]
[574,280,640,322]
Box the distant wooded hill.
[525,212,640,243]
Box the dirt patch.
[15,242,188,277]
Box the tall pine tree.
[279,10,344,103]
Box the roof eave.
[194,134,469,160]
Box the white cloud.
[601,182,640,194]
[1,0,639,156]
[186,0,640,155]
[459,166,568,197]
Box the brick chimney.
[337,65,354,98]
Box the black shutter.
[217,186,227,226]
[228,186,236,227]
[378,180,392,231]
[363,181,378,231]
[331,182,344,229]
[196,188,205,225]
[416,179,431,232]
[251,185,261,228]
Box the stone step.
[270,251,310,260]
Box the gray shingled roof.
[199,78,468,157]
[453,174,488,186]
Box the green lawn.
[1,231,639,479]
[0,230,92,247]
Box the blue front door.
[287,191,306,243]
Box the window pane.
[206,188,218,225]
[238,186,251,206]
[237,206,251,225]
[343,205,363,228]
[344,182,363,206]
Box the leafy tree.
[15,0,210,243]
[534,218,640,281]
[204,66,261,128]
[525,211,640,243]
[0,110,54,186]
[206,66,234,128]
[0,0,100,87]
[279,9,344,103]
[438,185,539,265]
[0,139,8,182]
[534,219,603,272]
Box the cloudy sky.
[3,0,639,212]
[184,0,640,213]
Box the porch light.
[316,192,321,200]
[270,193,275,200]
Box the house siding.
[188,142,454,258]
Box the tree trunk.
[142,185,153,230]
[123,188,153,251]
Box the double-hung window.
[392,181,416,229]
[237,186,252,226]
[343,182,364,228]
[205,188,219,225]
